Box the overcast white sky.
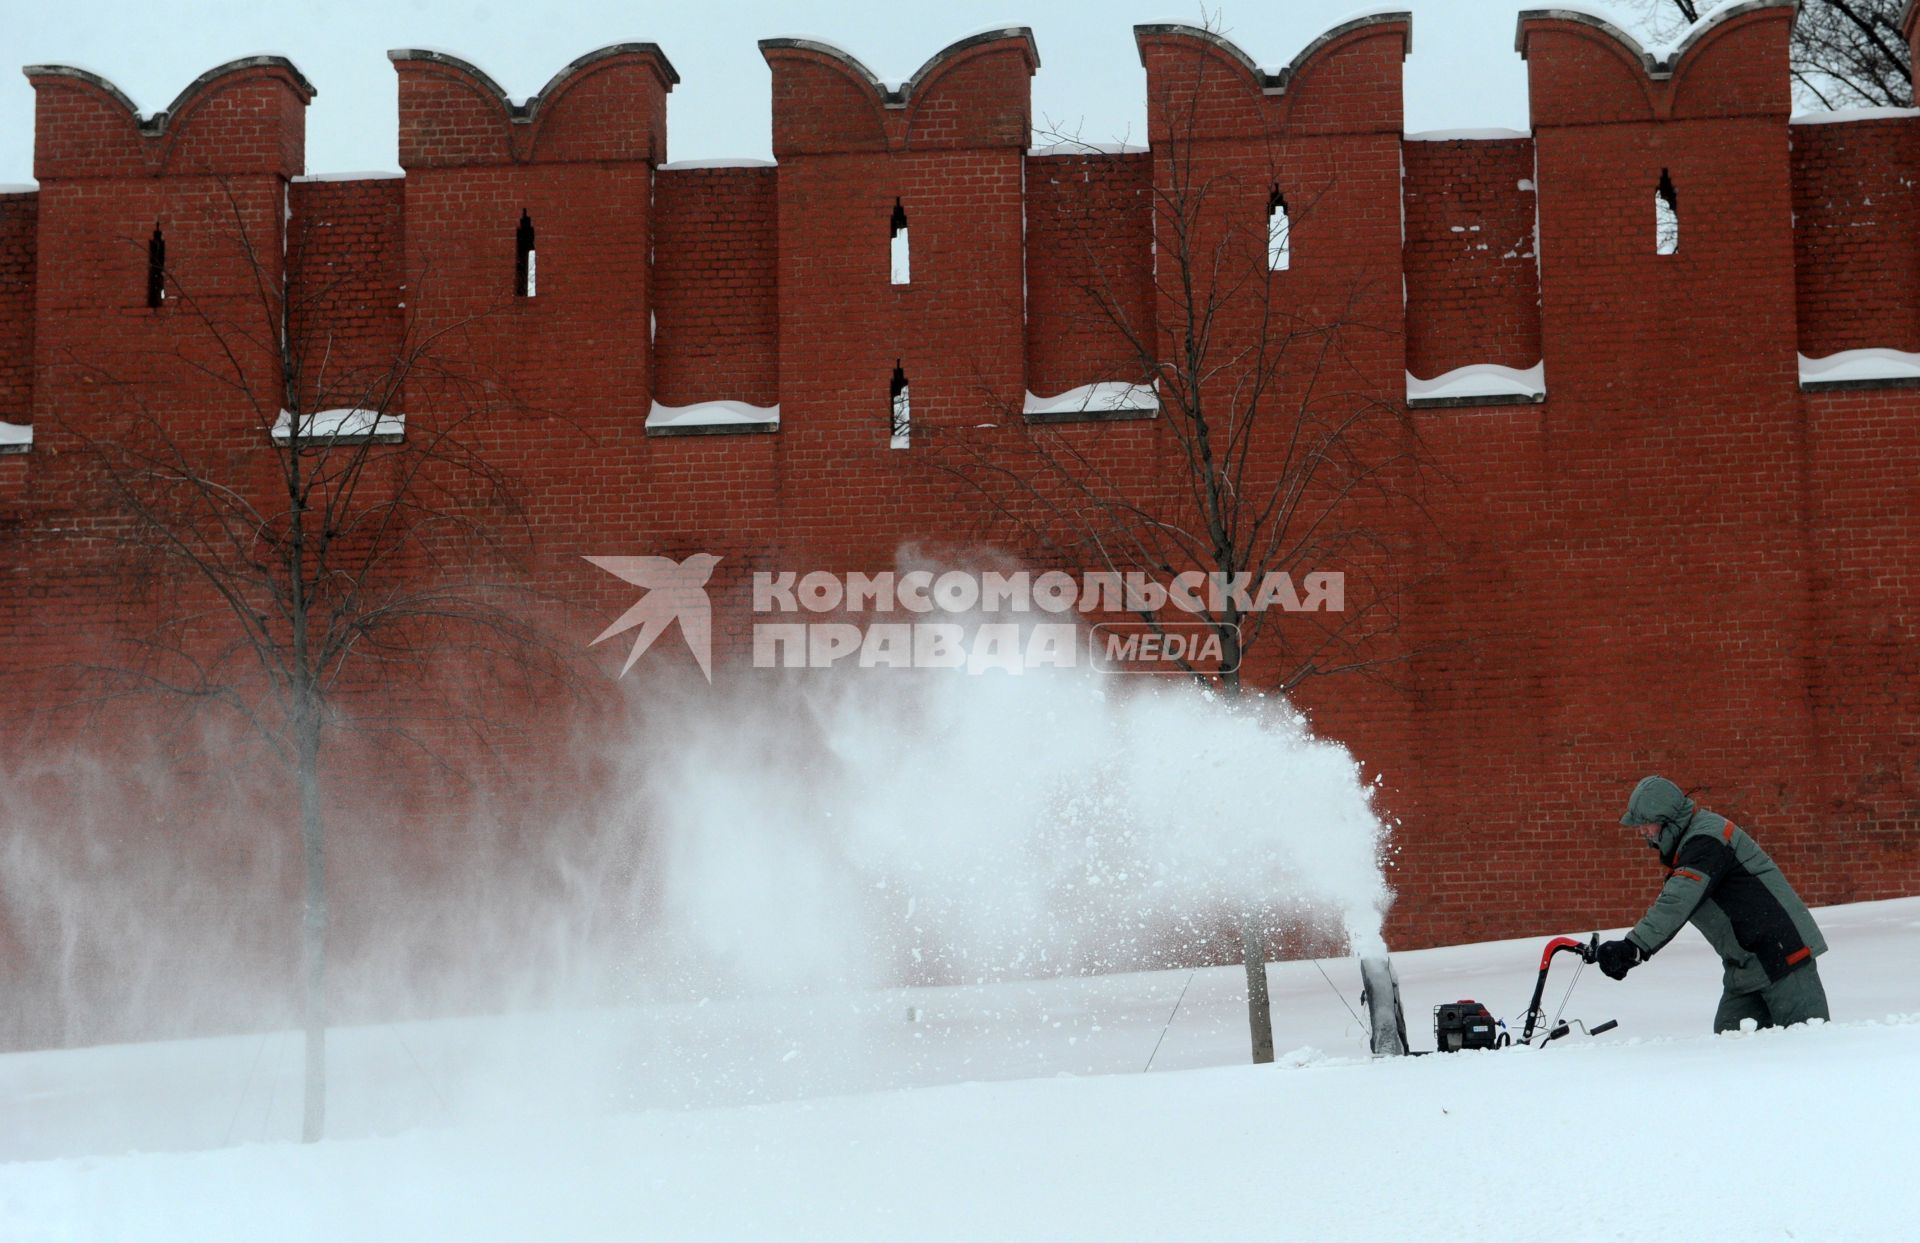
[1,0,1674,186]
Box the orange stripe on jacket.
[1787,946,1811,966]
[1673,867,1706,883]
[1723,822,1735,843]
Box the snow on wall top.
[657,158,777,170]
[1799,348,1920,389]
[1023,383,1159,417]
[289,171,405,183]
[1027,142,1148,157]
[270,408,405,443]
[646,400,780,436]
[1790,106,1920,126]
[1405,128,1530,142]
[1407,363,1546,406]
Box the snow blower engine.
[1433,933,1620,1051]
[1433,1000,1500,1052]
[1359,934,1619,1056]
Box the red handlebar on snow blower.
[1519,934,1597,1043]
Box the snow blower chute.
[1359,935,1619,1056]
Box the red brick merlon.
[388,44,678,168]
[1515,0,1794,125]
[21,56,315,179]
[1132,14,1411,139]
[760,29,1038,156]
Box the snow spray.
[627,608,1394,1000]
[0,553,1394,1064]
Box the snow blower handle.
[1577,939,1621,1036]
[1519,935,1598,1043]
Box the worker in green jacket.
[1596,775,1829,1033]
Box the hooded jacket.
[1619,776,1827,995]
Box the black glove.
[1596,939,1642,981]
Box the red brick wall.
[3,8,1920,1048]
[287,178,404,409]
[1791,116,1920,358]
[1,189,36,509]
[1023,152,1153,397]
[0,191,32,424]
[652,167,778,407]
[1805,385,1920,898]
[1424,2,1836,946]
[1402,138,1541,377]
[759,32,1034,568]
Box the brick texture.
[0,191,32,422]
[1403,138,1541,378]
[1023,152,1154,397]
[1791,116,1920,358]
[652,167,778,407]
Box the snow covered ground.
[3,897,1917,1240]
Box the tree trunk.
[1222,657,1271,1063]
[286,389,327,1144]
[296,696,327,1143]
[1218,616,1243,695]
[1242,922,1275,1064]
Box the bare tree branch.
[1630,0,1911,109]
[929,67,1439,700]
[49,175,589,1143]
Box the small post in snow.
[1243,923,1275,1064]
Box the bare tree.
[1629,0,1912,109]
[938,163,1424,698]
[929,29,1434,1063]
[61,183,570,1141]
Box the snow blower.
[1358,934,1618,1057]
